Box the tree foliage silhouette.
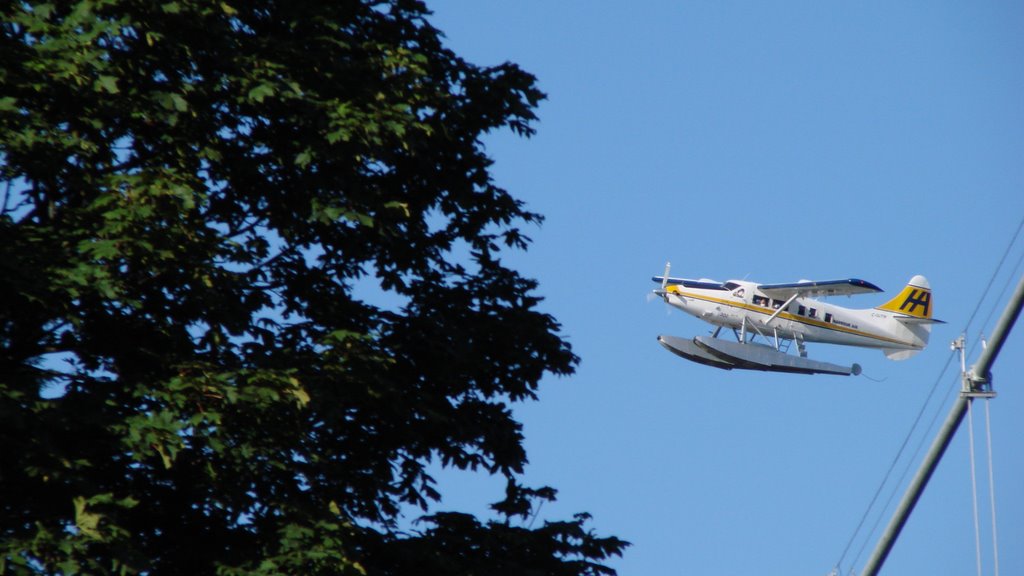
[0,1,626,574]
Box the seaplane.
[652,264,944,376]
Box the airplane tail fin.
[876,275,935,320]
[876,275,943,360]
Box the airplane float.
[652,263,943,376]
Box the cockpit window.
[723,281,741,290]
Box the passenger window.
[809,308,817,318]
[798,305,806,316]
[825,313,833,323]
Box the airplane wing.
[651,276,727,291]
[758,278,883,299]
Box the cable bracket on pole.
[953,334,996,398]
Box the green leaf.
[287,374,311,407]
[79,238,119,260]
[383,200,410,218]
[154,444,173,469]
[73,496,103,540]
[160,92,188,112]
[95,75,119,94]
[33,3,55,19]
[247,83,275,103]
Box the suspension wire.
[961,225,1023,576]
[963,216,1024,338]
[832,350,956,573]
[977,248,1024,345]
[961,226,1021,576]
[984,398,1000,576]
[967,399,983,576]
[834,216,1024,575]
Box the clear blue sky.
[423,2,1023,575]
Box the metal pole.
[969,274,1024,386]
[859,394,968,576]
[861,274,1024,576]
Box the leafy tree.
[0,1,627,574]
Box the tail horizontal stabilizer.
[892,315,946,325]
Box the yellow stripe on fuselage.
[670,288,914,347]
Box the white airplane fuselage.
[663,280,930,355]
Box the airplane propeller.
[647,261,673,313]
